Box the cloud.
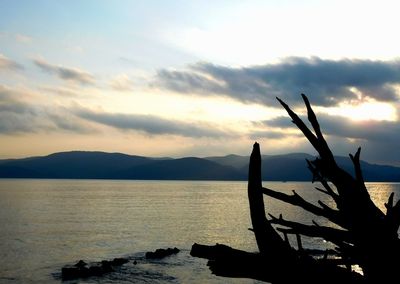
[249,129,302,140]
[74,107,232,138]
[37,86,80,97]
[265,113,400,143]
[15,34,32,44]
[109,74,133,91]
[119,57,138,66]
[33,58,95,85]
[261,111,400,164]
[0,84,92,134]
[0,54,23,71]
[155,57,400,106]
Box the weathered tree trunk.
[191,95,400,283]
[247,142,291,258]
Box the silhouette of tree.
[191,94,400,283]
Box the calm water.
[0,179,398,283]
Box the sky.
[1,0,400,165]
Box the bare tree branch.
[262,187,346,228]
[269,214,353,246]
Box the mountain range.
[0,151,400,181]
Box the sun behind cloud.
[321,100,397,121]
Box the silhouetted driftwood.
[191,94,400,283]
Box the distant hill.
[205,153,314,181]
[0,151,156,179]
[0,151,400,181]
[206,153,400,182]
[0,151,242,180]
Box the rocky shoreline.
[61,247,180,280]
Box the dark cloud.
[155,69,225,94]
[0,54,23,71]
[33,59,95,85]
[262,112,400,164]
[74,108,231,138]
[266,114,400,143]
[0,103,38,133]
[155,57,400,106]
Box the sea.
[0,179,398,283]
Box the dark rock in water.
[145,247,180,259]
[100,260,114,273]
[61,257,129,280]
[61,260,90,280]
[88,263,105,276]
[111,257,129,266]
[75,260,87,268]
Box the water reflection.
[262,181,400,248]
[0,180,399,283]
[0,180,258,283]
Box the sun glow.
[321,101,397,121]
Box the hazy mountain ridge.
[0,151,399,181]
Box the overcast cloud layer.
[155,57,400,106]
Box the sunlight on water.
[0,179,399,283]
[365,183,400,212]
[0,180,259,283]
